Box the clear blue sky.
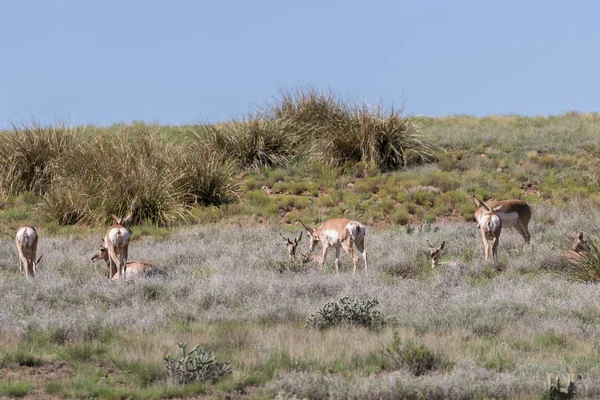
[2,1,599,128]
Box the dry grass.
[1,207,600,397]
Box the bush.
[270,87,437,172]
[384,332,454,376]
[164,342,231,385]
[306,297,383,330]
[41,128,237,226]
[190,116,301,170]
[0,122,75,196]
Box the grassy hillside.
[2,103,600,398]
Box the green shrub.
[384,332,454,376]
[561,237,600,282]
[391,208,410,225]
[306,297,383,330]
[0,381,33,398]
[164,342,231,384]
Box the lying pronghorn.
[15,225,41,277]
[473,197,532,244]
[104,214,133,280]
[91,238,154,279]
[472,196,502,262]
[300,218,367,275]
[279,231,303,260]
[562,232,590,261]
[427,240,445,269]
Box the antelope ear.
[112,214,120,223]
[121,213,133,225]
[492,205,503,212]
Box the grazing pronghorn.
[562,232,590,261]
[427,240,445,269]
[473,197,532,244]
[91,238,153,279]
[279,231,303,260]
[300,218,367,275]
[15,225,41,277]
[472,196,503,262]
[104,214,133,280]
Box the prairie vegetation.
[2,91,600,397]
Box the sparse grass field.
[2,100,600,398]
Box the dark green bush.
[306,296,383,330]
[384,331,454,376]
[164,343,231,385]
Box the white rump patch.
[345,221,365,240]
[108,227,131,247]
[16,227,36,247]
[480,214,501,234]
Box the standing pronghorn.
[15,225,41,277]
[472,196,503,262]
[473,198,532,244]
[300,218,367,275]
[104,214,133,280]
[279,231,303,260]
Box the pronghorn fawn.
[562,232,590,261]
[427,240,445,270]
[15,225,41,277]
[472,196,503,262]
[279,231,303,260]
[473,197,532,245]
[91,238,153,279]
[104,214,133,281]
[300,218,367,275]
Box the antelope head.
[299,221,320,252]
[279,231,303,259]
[427,240,445,269]
[91,238,108,263]
[567,231,589,253]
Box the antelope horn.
[427,239,434,248]
[299,221,312,231]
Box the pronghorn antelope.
[15,225,41,277]
[472,196,503,262]
[104,213,133,280]
[91,238,154,279]
[562,232,590,260]
[300,218,367,275]
[279,231,303,260]
[427,240,445,269]
[473,198,532,244]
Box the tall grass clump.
[189,115,300,170]
[42,125,237,226]
[0,121,75,196]
[269,87,437,171]
[562,239,600,282]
